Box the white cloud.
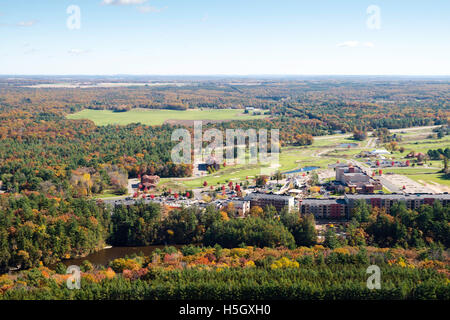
[68,49,90,55]
[102,0,148,5]
[137,5,166,13]
[24,48,38,55]
[337,41,359,48]
[337,41,375,48]
[17,20,38,27]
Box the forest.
[0,244,448,300]
[1,194,448,274]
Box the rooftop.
[345,194,450,200]
[301,198,346,205]
[244,193,294,201]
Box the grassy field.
[158,139,342,190]
[67,108,266,126]
[391,135,450,156]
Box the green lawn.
[159,144,340,189]
[160,163,264,189]
[67,108,267,126]
[394,136,450,155]
[158,133,355,190]
[91,191,124,199]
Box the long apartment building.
[244,193,294,212]
[345,194,450,213]
[300,193,450,219]
[300,199,347,219]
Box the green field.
[159,141,342,190]
[397,136,450,154]
[67,108,266,126]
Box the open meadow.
[67,108,267,126]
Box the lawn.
[158,144,340,189]
[159,163,264,189]
[157,132,357,190]
[67,108,267,126]
[393,136,450,155]
[91,191,124,199]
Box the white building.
[370,149,391,156]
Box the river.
[54,245,182,268]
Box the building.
[300,198,347,219]
[370,149,391,156]
[299,193,450,219]
[219,200,250,217]
[345,194,450,213]
[335,164,382,193]
[141,175,160,190]
[244,193,294,212]
[232,200,251,216]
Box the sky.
[0,0,449,75]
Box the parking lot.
[382,173,435,194]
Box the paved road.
[314,125,441,141]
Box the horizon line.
[1,74,450,78]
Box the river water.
[55,245,182,268]
[283,166,320,175]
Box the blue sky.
[0,0,449,75]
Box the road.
[314,125,441,141]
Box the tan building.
[335,164,381,193]
[244,193,294,212]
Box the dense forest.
[0,193,110,272]
[2,193,448,274]
[109,200,449,251]
[0,120,192,194]
[0,193,448,300]
[1,245,448,300]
